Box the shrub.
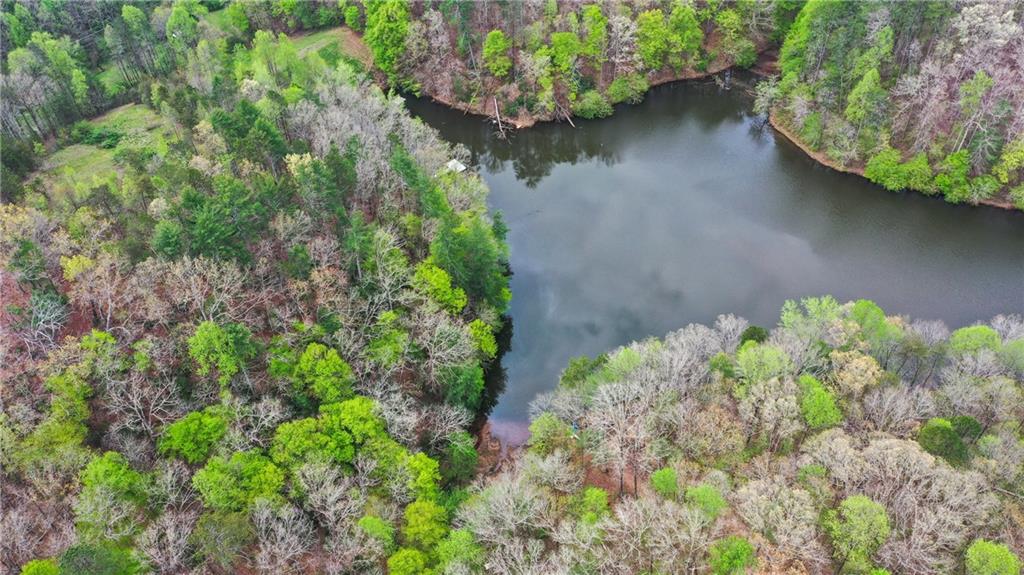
[801,112,823,149]
[607,73,649,105]
[650,466,679,499]
[572,487,610,524]
[865,147,905,191]
[573,90,613,119]
[709,536,757,575]
[344,5,361,31]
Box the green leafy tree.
[468,319,497,359]
[685,483,727,520]
[188,321,258,388]
[151,220,184,259]
[845,68,886,128]
[650,467,679,499]
[823,495,890,573]
[935,150,972,203]
[864,147,905,191]
[949,325,1001,355]
[344,5,363,31]
[573,90,613,119]
[714,9,755,67]
[441,362,485,411]
[580,4,608,61]
[901,153,934,193]
[436,529,485,573]
[607,73,649,105]
[20,559,59,575]
[966,539,1022,575]
[191,511,253,570]
[158,408,229,463]
[799,374,842,429]
[412,262,467,314]
[270,417,339,468]
[709,536,757,575]
[364,0,410,82]
[58,543,140,575]
[402,498,448,549]
[482,30,512,78]
[550,32,582,76]
[387,548,431,575]
[918,418,968,467]
[166,2,202,56]
[442,431,479,483]
[430,213,509,311]
[406,452,442,500]
[80,451,149,504]
[636,9,674,70]
[192,451,285,511]
[572,487,610,524]
[358,515,396,552]
[527,412,573,455]
[292,342,355,404]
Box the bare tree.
[252,499,316,575]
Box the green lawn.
[289,26,373,71]
[32,104,176,194]
[202,8,235,34]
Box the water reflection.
[406,75,1024,445]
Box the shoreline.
[767,112,1017,212]
[410,46,772,130]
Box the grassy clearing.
[31,104,176,194]
[291,26,373,70]
[202,8,235,34]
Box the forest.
[1,1,1023,575]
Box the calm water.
[405,77,1024,443]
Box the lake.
[405,76,1024,444]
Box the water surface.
[406,78,1024,442]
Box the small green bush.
[607,73,649,105]
[685,483,727,520]
[650,467,679,499]
[573,90,614,119]
[709,536,757,575]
